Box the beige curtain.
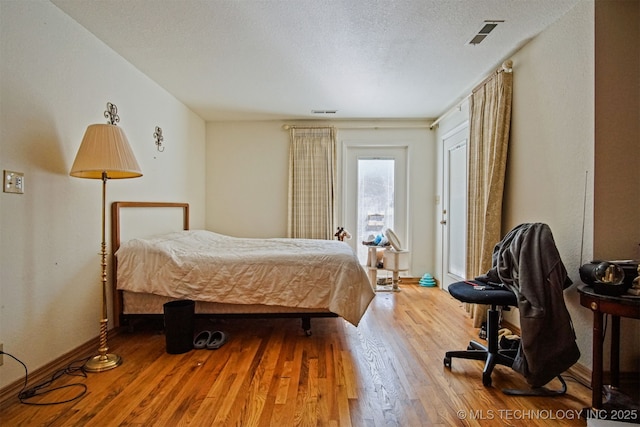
[287,127,336,239]
[465,61,513,326]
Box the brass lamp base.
[84,353,122,373]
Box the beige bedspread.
[115,230,375,325]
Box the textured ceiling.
[51,0,580,121]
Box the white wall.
[205,122,290,238]
[504,0,596,368]
[507,0,639,372]
[338,124,435,276]
[206,120,436,276]
[435,1,603,370]
[0,2,206,389]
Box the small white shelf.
[365,246,410,292]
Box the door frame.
[340,142,410,263]
[440,121,469,290]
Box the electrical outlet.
[4,170,25,194]
[0,343,3,366]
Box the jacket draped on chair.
[477,223,580,388]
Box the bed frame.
[111,201,337,335]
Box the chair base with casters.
[443,280,567,396]
[444,281,518,387]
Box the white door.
[344,146,408,265]
[441,123,468,290]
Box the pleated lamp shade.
[70,124,142,179]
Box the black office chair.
[443,279,568,395]
[443,280,519,387]
[443,223,580,396]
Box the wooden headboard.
[111,201,190,327]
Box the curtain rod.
[472,60,513,94]
[282,125,335,130]
[282,124,431,131]
[428,96,470,130]
[430,60,513,130]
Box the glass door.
[344,146,408,264]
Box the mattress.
[122,291,330,315]
[115,230,375,325]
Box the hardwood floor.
[0,285,592,426]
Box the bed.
[111,201,375,334]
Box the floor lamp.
[70,103,142,372]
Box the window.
[344,146,407,265]
[356,158,395,262]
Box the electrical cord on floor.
[561,373,592,390]
[0,350,90,405]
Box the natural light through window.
[357,158,395,263]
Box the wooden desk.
[577,284,640,409]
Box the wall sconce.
[104,102,120,125]
[153,126,165,152]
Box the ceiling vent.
[468,20,504,45]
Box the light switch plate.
[4,170,24,194]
